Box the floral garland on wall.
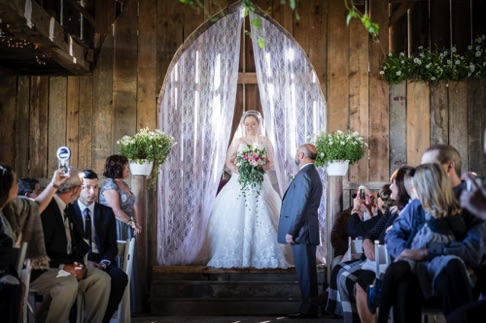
[381,35,486,84]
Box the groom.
[278,143,323,319]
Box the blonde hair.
[413,163,461,218]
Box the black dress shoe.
[286,312,319,319]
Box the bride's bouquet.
[235,144,266,195]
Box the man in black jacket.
[70,169,128,323]
[30,168,110,323]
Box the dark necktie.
[63,207,72,254]
[83,208,92,248]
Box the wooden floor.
[149,265,329,317]
[132,314,343,322]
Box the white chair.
[15,241,28,277]
[21,259,32,323]
[350,237,363,254]
[374,240,391,276]
[13,241,29,323]
[110,238,135,323]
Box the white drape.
[156,3,328,265]
[156,7,243,265]
[249,12,328,263]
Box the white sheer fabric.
[156,8,243,265]
[156,4,328,265]
[249,12,328,263]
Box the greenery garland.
[381,35,486,84]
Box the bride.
[202,110,292,269]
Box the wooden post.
[131,175,148,311]
[326,175,343,283]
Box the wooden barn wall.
[0,0,486,302]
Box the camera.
[57,146,71,176]
[359,186,366,200]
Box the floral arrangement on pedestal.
[313,130,366,175]
[117,128,175,186]
[235,144,266,201]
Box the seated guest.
[18,178,42,199]
[330,206,354,267]
[70,169,128,323]
[346,185,383,243]
[0,165,22,323]
[379,144,484,323]
[30,167,111,323]
[448,129,486,323]
[313,187,384,309]
[377,163,468,322]
[325,166,412,322]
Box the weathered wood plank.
[467,79,486,174]
[113,91,137,146]
[78,76,93,170]
[29,76,49,177]
[0,76,17,167]
[203,0,224,17]
[307,0,327,101]
[113,0,138,147]
[389,3,408,54]
[16,76,30,177]
[389,81,407,175]
[430,0,450,49]
[272,0,294,34]
[327,0,348,133]
[406,81,430,167]
[137,0,157,131]
[348,18,369,182]
[92,34,114,175]
[95,0,115,35]
[451,0,471,53]
[67,77,80,168]
[369,0,390,181]
[231,84,244,145]
[48,77,68,172]
[183,0,205,41]
[156,0,185,102]
[448,80,468,174]
[293,0,311,59]
[409,1,429,54]
[237,72,257,84]
[430,81,449,145]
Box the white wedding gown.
[203,144,293,269]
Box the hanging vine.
[178,0,381,48]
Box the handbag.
[366,276,383,314]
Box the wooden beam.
[65,0,95,26]
[0,0,92,75]
[237,72,258,84]
[389,0,426,3]
[389,3,414,27]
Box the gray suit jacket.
[278,163,323,245]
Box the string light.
[0,20,50,65]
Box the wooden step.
[149,266,327,316]
[151,280,302,298]
[150,298,301,315]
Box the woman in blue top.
[100,154,142,313]
[377,163,469,323]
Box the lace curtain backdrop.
[249,12,328,263]
[156,3,328,265]
[157,7,243,265]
